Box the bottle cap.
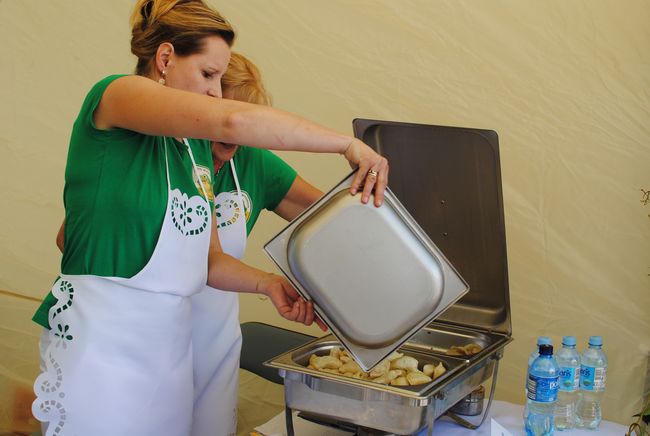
[539,344,553,356]
[537,336,552,346]
[562,336,576,346]
[588,336,603,347]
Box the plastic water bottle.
[526,337,553,392]
[523,337,552,421]
[576,336,607,429]
[528,336,553,368]
[555,336,580,430]
[525,344,560,436]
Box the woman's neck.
[213,156,226,174]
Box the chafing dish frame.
[266,326,512,435]
[264,119,513,435]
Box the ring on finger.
[367,169,378,179]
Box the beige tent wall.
[0,0,648,431]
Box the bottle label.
[527,374,559,402]
[558,366,579,392]
[580,365,606,391]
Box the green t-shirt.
[33,75,214,328]
[214,146,297,235]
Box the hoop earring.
[158,70,166,85]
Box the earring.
[158,70,166,85]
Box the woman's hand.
[256,273,327,331]
[343,138,389,207]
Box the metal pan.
[267,335,468,400]
[264,170,469,371]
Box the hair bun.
[140,0,153,29]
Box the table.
[254,400,627,436]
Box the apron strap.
[162,137,171,192]
[229,159,245,219]
[183,138,210,204]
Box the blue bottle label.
[527,374,559,402]
[558,366,579,392]
[580,365,606,391]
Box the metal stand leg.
[425,418,435,436]
[415,395,435,436]
[285,406,295,436]
[444,357,501,430]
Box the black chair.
[239,321,314,385]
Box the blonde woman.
[31,1,387,435]
[191,52,326,435]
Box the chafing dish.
[265,119,512,435]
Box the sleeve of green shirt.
[32,277,64,329]
[257,150,298,211]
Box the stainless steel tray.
[265,171,469,371]
[403,322,507,360]
[269,335,467,399]
[266,331,511,434]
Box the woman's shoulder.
[73,75,135,138]
[77,75,131,116]
[96,73,130,84]
[86,74,128,102]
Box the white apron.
[191,159,246,436]
[33,139,212,436]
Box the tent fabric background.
[0,0,648,432]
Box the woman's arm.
[273,176,324,222]
[206,213,326,330]
[95,76,388,206]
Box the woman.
[31,1,388,435]
[191,52,326,436]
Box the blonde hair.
[130,0,235,77]
[222,52,271,106]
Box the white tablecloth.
[254,400,627,436]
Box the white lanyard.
[182,138,210,204]
[229,159,244,217]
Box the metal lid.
[264,171,469,371]
[353,119,511,335]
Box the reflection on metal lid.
[265,170,469,371]
[352,119,511,335]
[287,189,444,348]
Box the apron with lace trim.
[33,138,212,436]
